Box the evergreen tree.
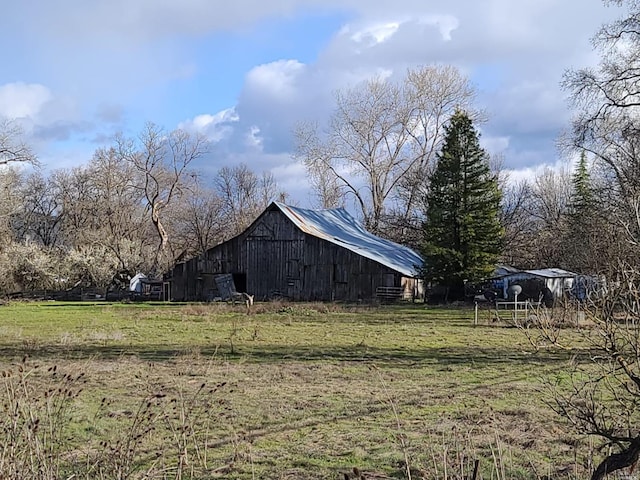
[568,151,594,219]
[420,110,503,301]
[563,151,607,274]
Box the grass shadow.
[0,341,578,367]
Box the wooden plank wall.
[168,208,416,302]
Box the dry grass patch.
[0,302,596,479]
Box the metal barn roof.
[523,268,577,278]
[273,202,423,277]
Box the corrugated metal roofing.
[524,268,577,278]
[273,202,423,277]
[494,265,521,277]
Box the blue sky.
[0,0,621,204]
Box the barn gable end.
[167,202,424,302]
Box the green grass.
[0,301,589,479]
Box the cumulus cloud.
[234,60,315,154]
[0,83,52,120]
[418,15,459,41]
[178,108,239,143]
[245,126,264,150]
[178,0,618,192]
[244,60,306,102]
[504,158,571,186]
[481,134,510,155]
[0,0,624,197]
[0,82,95,152]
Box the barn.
[167,202,424,302]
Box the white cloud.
[481,135,510,154]
[245,60,306,102]
[0,83,52,120]
[350,21,401,45]
[418,15,459,41]
[245,126,263,150]
[0,0,624,202]
[504,158,570,185]
[270,161,310,203]
[178,108,239,142]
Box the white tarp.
[129,273,147,292]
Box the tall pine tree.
[421,110,503,301]
[563,151,607,274]
[568,151,594,219]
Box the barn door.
[286,259,301,300]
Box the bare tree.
[514,166,572,268]
[52,167,101,243]
[0,119,37,166]
[166,178,226,257]
[499,179,535,267]
[295,122,346,209]
[522,262,640,480]
[532,3,640,476]
[294,65,477,237]
[49,152,152,286]
[528,166,572,267]
[0,168,26,243]
[117,123,208,271]
[500,161,628,272]
[215,163,286,237]
[18,172,63,247]
[89,147,152,278]
[563,0,640,246]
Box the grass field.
[0,301,589,479]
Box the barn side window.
[334,264,348,284]
[286,259,300,279]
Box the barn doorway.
[233,273,247,293]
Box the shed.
[167,202,424,302]
[500,268,577,303]
[129,273,165,300]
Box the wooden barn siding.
[169,208,414,302]
[169,236,243,301]
[301,235,402,301]
[244,209,306,299]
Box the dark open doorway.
[232,273,247,293]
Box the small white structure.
[129,273,167,300]
[500,268,577,303]
[129,273,148,293]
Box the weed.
[0,357,85,480]
[0,357,228,480]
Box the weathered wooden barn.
[167,202,424,302]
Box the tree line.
[1,0,639,303]
[293,65,625,298]
[0,66,629,298]
[0,121,286,295]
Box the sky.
[0,0,622,205]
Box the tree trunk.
[591,438,640,480]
